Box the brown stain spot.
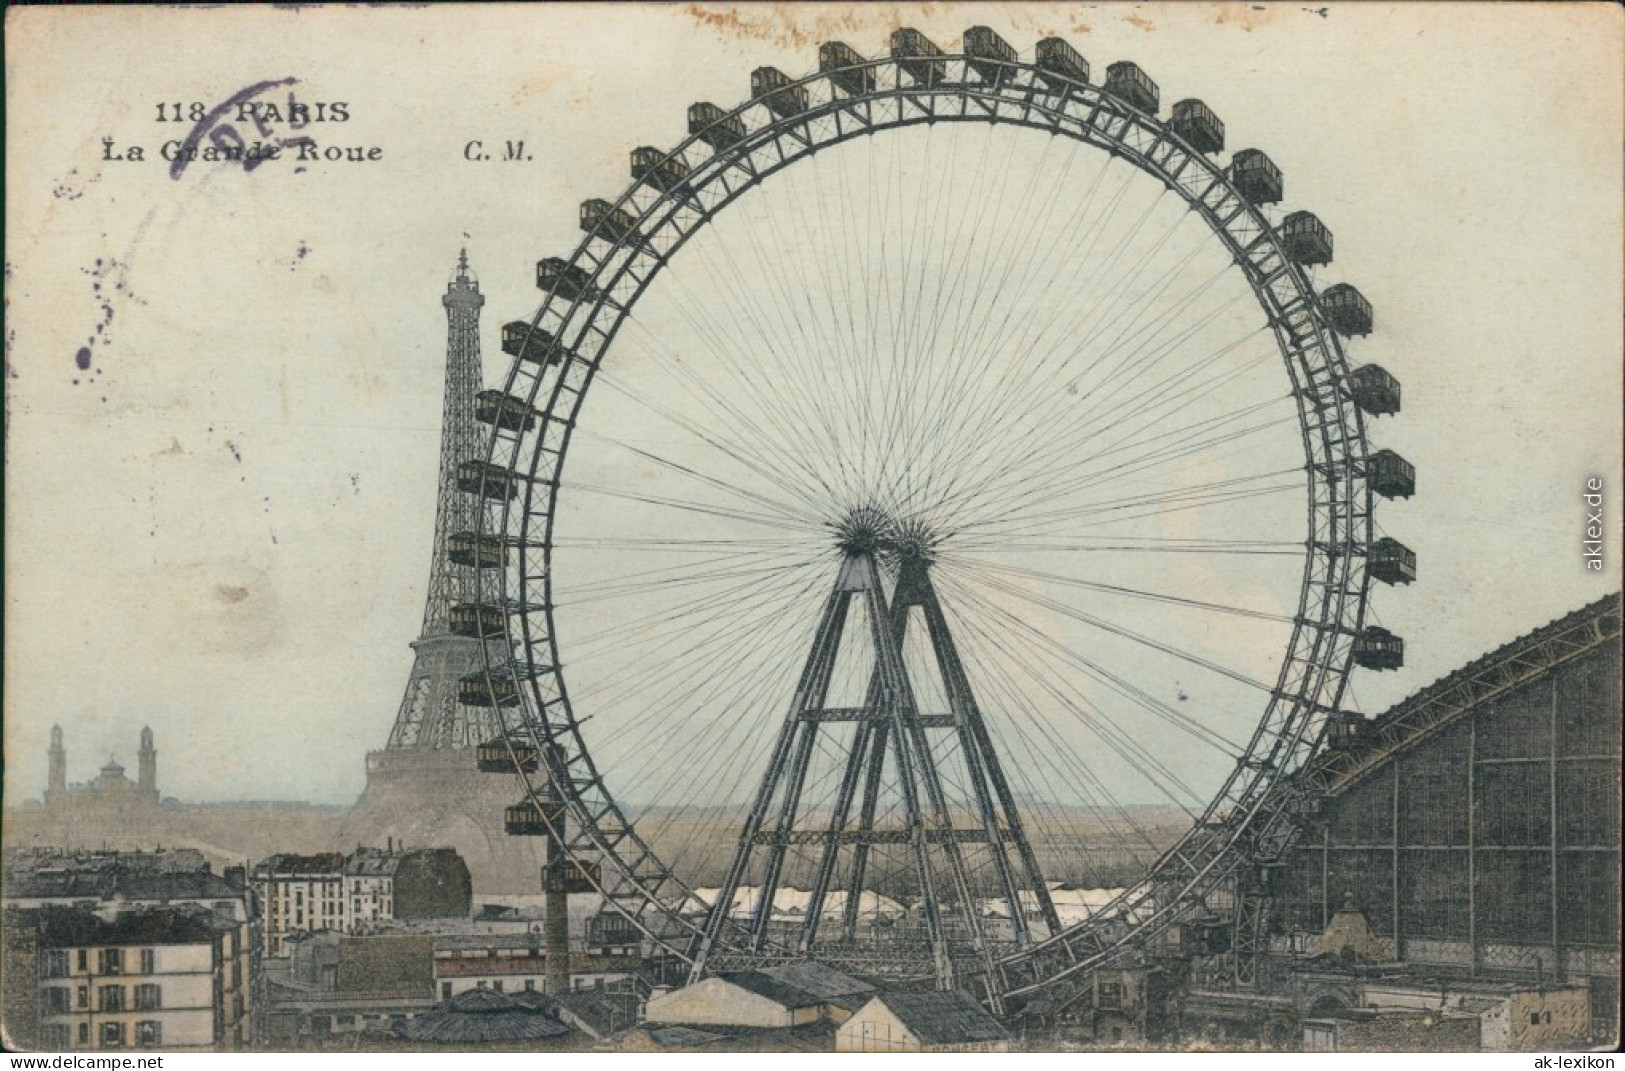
[1124,11,1155,31]
[1213,3,1283,32]
[156,437,185,456]
[215,585,250,604]
[680,4,922,51]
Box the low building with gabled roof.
[837,990,1010,1052]
[644,960,874,1028]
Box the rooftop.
[860,990,1009,1044]
[36,906,230,948]
[257,852,346,877]
[395,987,571,1044]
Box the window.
[1098,982,1124,1010]
[44,987,71,1014]
[78,1023,89,1045]
[136,1022,161,1048]
[139,949,155,974]
[77,950,88,972]
[98,985,125,1012]
[493,980,503,993]
[43,1024,71,1049]
[1530,1013,1541,1027]
[76,986,89,1009]
[41,950,70,978]
[524,980,535,992]
[99,1021,125,1049]
[441,982,452,999]
[134,984,161,1011]
[98,949,123,975]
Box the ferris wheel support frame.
[473,42,1378,1008]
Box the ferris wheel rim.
[474,42,1376,995]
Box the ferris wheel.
[461,27,1413,1010]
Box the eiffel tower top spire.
[383,250,503,751]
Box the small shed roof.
[758,961,875,1007]
[394,987,570,1044]
[863,990,1008,1045]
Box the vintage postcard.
[4,3,1620,1057]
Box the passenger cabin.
[1367,537,1417,586]
[1322,283,1374,337]
[1035,37,1090,89]
[460,672,519,708]
[448,532,507,569]
[1352,626,1404,671]
[458,460,521,501]
[504,797,565,836]
[964,26,1016,82]
[544,860,601,895]
[1367,449,1415,499]
[890,28,946,85]
[476,736,541,774]
[1231,149,1284,205]
[474,389,540,433]
[580,199,641,244]
[1325,710,1368,750]
[1104,61,1159,115]
[1170,98,1224,154]
[751,67,808,118]
[688,102,746,151]
[535,258,600,303]
[1280,210,1334,266]
[820,42,875,96]
[501,321,568,365]
[1181,914,1232,955]
[586,911,641,955]
[1348,364,1401,416]
[630,146,692,192]
[449,602,508,639]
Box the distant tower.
[137,726,158,803]
[385,249,504,751]
[347,250,545,893]
[47,725,66,806]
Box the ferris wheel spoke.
[943,582,1213,813]
[574,426,828,527]
[939,320,1280,525]
[946,554,1297,626]
[955,413,1299,532]
[556,551,819,617]
[964,635,1195,870]
[960,469,1302,542]
[562,554,833,708]
[951,536,1301,557]
[610,586,827,817]
[604,326,848,514]
[918,248,1259,522]
[906,166,1166,507]
[562,480,817,533]
[940,564,1251,760]
[618,254,854,506]
[942,557,1278,697]
[589,361,832,515]
[898,130,1065,479]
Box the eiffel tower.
[344,252,544,891]
[691,514,1058,995]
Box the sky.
[5,3,1621,809]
